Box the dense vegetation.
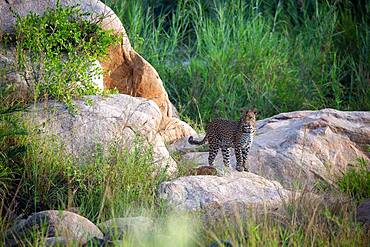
[105,0,369,124]
[0,0,369,246]
[13,5,119,108]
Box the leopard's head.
[240,108,257,125]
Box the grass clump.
[2,131,167,225]
[338,157,370,203]
[14,4,119,107]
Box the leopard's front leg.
[235,146,243,172]
[241,147,250,172]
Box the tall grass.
[0,120,168,229]
[197,191,370,246]
[104,0,369,123]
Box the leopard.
[188,108,257,172]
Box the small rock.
[98,216,153,240]
[356,198,370,228]
[189,166,218,176]
[44,237,69,247]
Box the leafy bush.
[15,4,120,107]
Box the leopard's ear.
[240,108,247,114]
[251,108,257,114]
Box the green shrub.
[338,157,370,203]
[14,4,120,107]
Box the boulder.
[4,210,103,246]
[98,216,153,240]
[24,94,177,174]
[173,109,370,188]
[0,0,195,142]
[158,171,291,217]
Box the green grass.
[338,157,370,203]
[104,0,369,123]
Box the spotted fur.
[188,108,257,172]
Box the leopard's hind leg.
[208,143,219,166]
[221,147,231,167]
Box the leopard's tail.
[188,135,207,145]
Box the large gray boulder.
[4,210,103,246]
[172,109,370,188]
[158,171,292,217]
[24,94,177,174]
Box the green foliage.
[338,158,370,203]
[105,0,369,123]
[14,5,120,107]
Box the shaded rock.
[4,210,103,246]
[0,49,30,102]
[44,237,69,247]
[24,94,177,174]
[356,198,370,228]
[158,171,291,217]
[173,109,370,188]
[98,216,153,240]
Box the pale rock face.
[171,109,370,188]
[158,170,292,217]
[86,60,105,92]
[0,0,196,143]
[25,94,177,174]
